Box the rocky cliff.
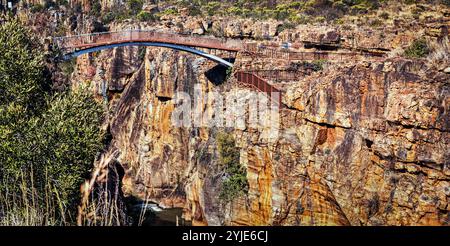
[74,31,448,226]
[11,1,449,226]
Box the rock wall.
[279,60,449,225]
[36,4,448,225]
[72,44,449,225]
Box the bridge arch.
[61,42,234,67]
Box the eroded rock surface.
[51,8,450,226]
[72,43,449,225]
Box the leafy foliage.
[0,19,105,223]
[141,0,388,23]
[225,67,234,81]
[156,8,178,18]
[291,60,327,72]
[217,132,248,203]
[404,38,430,58]
[0,19,47,118]
[29,89,105,208]
[99,0,158,24]
[310,59,327,71]
[90,0,102,17]
[29,3,45,13]
[137,11,157,22]
[443,0,450,7]
[128,0,144,15]
[277,22,297,34]
[90,0,398,26]
[60,59,76,77]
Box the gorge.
[1,0,449,226]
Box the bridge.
[54,29,243,67]
[54,30,386,108]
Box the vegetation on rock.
[217,132,248,203]
[404,38,431,58]
[145,0,449,24]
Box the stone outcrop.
[18,1,449,226]
[72,42,449,225]
[280,60,449,225]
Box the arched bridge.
[54,30,386,108]
[53,30,244,67]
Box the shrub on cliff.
[137,11,157,22]
[98,0,146,23]
[128,0,144,15]
[217,132,248,203]
[0,19,105,225]
[443,0,450,7]
[205,1,221,16]
[404,38,431,58]
[29,3,45,13]
[90,0,102,17]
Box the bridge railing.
[54,30,244,52]
[242,44,385,61]
[235,71,282,108]
[242,69,313,83]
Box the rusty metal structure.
[54,29,243,54]
[234,71,283,108]
[242,45,385,61]
[54,30,388,108]
[54,30,245,67]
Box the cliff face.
[17,2,449,226]
[75,47,449,225]
[281,60,449,225]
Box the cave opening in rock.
[204,58,235,86]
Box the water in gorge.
[128,201,192,226]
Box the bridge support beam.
[63,42,234,67]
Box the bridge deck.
[55,30,388,109]
[54,30,244,52]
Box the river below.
[128,201,192,226]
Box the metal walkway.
[54,30,387,108]
[54,30,243,67]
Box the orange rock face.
[61,13,449,225]
[84,48,448,225]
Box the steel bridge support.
[62,42,234,67]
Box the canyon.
[9,1,450,225]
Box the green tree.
[30,89,105,210]
[0,19,105,224]
[0,18,48,185]
[0,19,47,119]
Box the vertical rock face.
[62,18,449,225]
[80,46,227,222]
[82,44,448,225]
[103,48,202,207]
[279,61,449,226]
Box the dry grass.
[77,181,128,226]
[0,170,68,226]
[427,37,450,69]
[0,155,129,226]
[77,149,129,226]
